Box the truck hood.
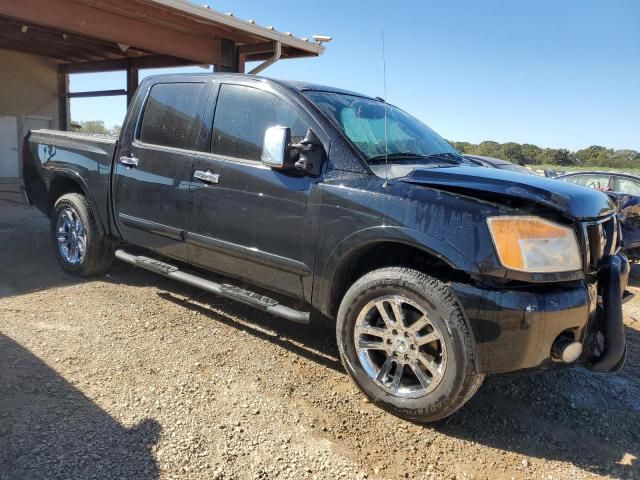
[399,165,615,220]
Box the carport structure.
[0,0,326,131]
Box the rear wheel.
[336,267,484,423]
[51,193,113,276]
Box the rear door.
[187,81,325,299]
[113,81,209,261]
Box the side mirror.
[261,126,291,169]
[262,126,325,176]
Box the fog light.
[551,336,583,363]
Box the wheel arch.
[48,172,105,235]
[315,226,477,319]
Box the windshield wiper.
[368,151,463,164]
[368,152,430,164]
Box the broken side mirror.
[262,126,291,170]
[261,126,324,176]
[290,128,324,177]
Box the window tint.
[614,177,640,195]
[139,83,207,151]
[212,84,308,161]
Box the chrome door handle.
[119,155,139,167]
[194,170,220,184]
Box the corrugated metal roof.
[146,0,326,56]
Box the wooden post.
[57,71,69,130]
[126,61,139,105]
[236,46,246,74]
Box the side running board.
[114,249,310,324]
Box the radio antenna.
[381,31,390,187]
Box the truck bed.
[23,129,118,234]
[29,129,117,152]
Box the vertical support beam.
[126,61,139,105]
[57,72,69,131]
[216,38,238,73]
[236,46,246,74]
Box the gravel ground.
[1,203,639,480]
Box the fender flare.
[48,170,106,236]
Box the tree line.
[450,140,640,169]
[70,120,121,137]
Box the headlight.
[487,216,582,273]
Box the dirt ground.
[1,203,639,480]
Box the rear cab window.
[138,82,208,152]
[211,83,309,162]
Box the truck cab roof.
[140,72,375,100]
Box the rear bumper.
[451,253,629,375]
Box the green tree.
[575,145,607,165]
[450,141,472,153]
[476,141,501,157]
[71,120,121,136]
[520,143,543,165]
[500,142,525,164]
[553,149,575,166]
[448,138,638,169]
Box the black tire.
[51,193,114,276]
[336,267,484,423]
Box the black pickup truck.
[23,73,630,423]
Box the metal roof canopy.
[0,0,327,128]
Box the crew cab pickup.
[23,73,630,422]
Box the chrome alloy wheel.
[354,295,447,398]
[56,207,86,265]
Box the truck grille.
[582,215,619,273]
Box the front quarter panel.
[380,180,506,277]
[312,173,507,316]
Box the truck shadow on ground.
[0,334,161,480]
[154,280,640,479]
[156,289,344,373]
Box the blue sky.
[70,0,640,151]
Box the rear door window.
[211,84,308,162]
[139,83,208,151]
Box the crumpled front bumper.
[450,253,630,375]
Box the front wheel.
[51,193,114,276]
[336,267,484,423]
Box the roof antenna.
[381,31,390,188]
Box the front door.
[113,81,209,261]
[187,82,324,299]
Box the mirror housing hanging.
[261,127,325,176]
[261,126,291,169]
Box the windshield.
[305,91,458,163]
